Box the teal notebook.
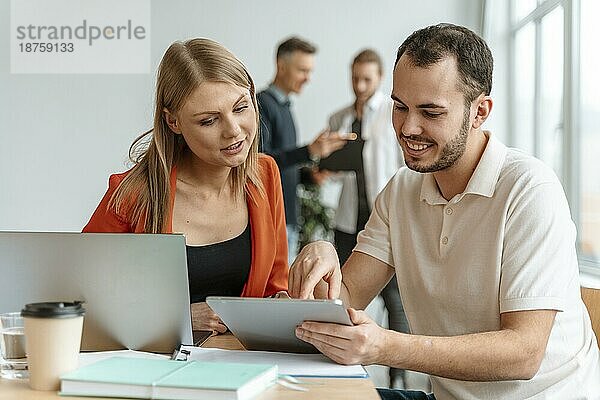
[59,357,278,400]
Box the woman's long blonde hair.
[109,38,264,233]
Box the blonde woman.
[84,38,288,334]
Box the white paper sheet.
[78,350,169,368]
[177,346,368,378]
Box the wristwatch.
[309,152,320,165]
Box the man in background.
[323,49,408,389]
[258,37,350,263]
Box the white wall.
[0,0,482,231]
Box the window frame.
[508,0,599,273]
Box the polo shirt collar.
[267,83,290,106]
[420,131,507,205]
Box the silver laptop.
[0,232,193,353]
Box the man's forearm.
[266,146,310,170]
[382,325,547,381]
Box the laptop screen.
[0,232,193,353]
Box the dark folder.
[318,140,364,171]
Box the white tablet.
[206,296,352,353]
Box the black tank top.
[186,224,251,303]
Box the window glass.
[539,5,564,177]
[513,23,536,154]
[579,0,600,260]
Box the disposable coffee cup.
[21,302,85,391]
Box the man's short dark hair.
[395,23,493,104]
[276,36,317,60]
[352,49,383,76]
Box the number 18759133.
[18,42,74,53]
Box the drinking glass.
[0,312,28,379]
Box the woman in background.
[84,38,288,334]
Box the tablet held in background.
[318,132,362,171]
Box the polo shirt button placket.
[438,234,449,257]
[440,206,453,255]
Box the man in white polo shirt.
[288,23,600,399]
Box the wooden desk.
[0,334,380,399]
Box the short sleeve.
[354,178,395,267]
[500,181,577,313]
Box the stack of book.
[59,357,277,400]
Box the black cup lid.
[21,302,85,318]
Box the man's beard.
[405,107,470,173]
